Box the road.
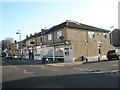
[2,59,119,88]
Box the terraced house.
[22,20,114,62]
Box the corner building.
[22,20,114,62]
[40,20,114,62]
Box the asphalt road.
[1,59,119,88]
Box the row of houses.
[10,20,118,62]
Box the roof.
[45,20,110,34]
[22,20,110,41]
[112,29,120,33]
[67,20,110,32]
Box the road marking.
[73,68,78,70]
[73,67,85,71]
[52,69,59,71]
[41,66,45,69]
[24,69,33,74]
[24,69,26,73]
[48,64,64,66]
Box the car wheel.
[117,56,120,60]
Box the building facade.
[13,20,114,62]
[40,20,114,62]
[11,42,18,58]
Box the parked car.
[6,53,12,59]
[107,49,120,60]
[2,52,6,57]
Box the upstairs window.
[48,34,52,40]
[57,31,62,38]
[40,37,42,42]
[103,33,107,39]
[35,39,37,45]
[88,31,95,38]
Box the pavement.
[46,59,120,78]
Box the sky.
[1,0,119,42]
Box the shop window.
[65,48,69,56]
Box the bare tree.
[1,37,14,51]
[5,37,14,47]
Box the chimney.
[26,35,28,38]
[30,34,32,37]
[34,32,37,35]
[41,29,45,32]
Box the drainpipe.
[85,30,88,62]
[52,31,55,61]
[53,46,55,61]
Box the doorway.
[98,45,101,61]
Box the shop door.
[64,45,73,62]
[98,45,101,60]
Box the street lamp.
[16,30,22,59]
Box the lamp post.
[16,30,22,59]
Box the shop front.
[42,41,73,62]
[22,47,29,59]
[33,46,42,60]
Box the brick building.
[21,20,114,62]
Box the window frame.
[103,33,107,39]
[57,31,62,38]
[35,39,37,45]
[88,31,95,38]
[48,34,52,41]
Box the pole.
[16,30,22,60]
[20,30,22,60]
[53,46,55,61]
[85,30,88,62]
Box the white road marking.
[24,69,26,73]
[52,69,59,71]
[73,67,84,71]
[73,68,78,70]
[24,69,33,74]
[41,66,45,69]
[38,65,59,72]
[47,64,64,66]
